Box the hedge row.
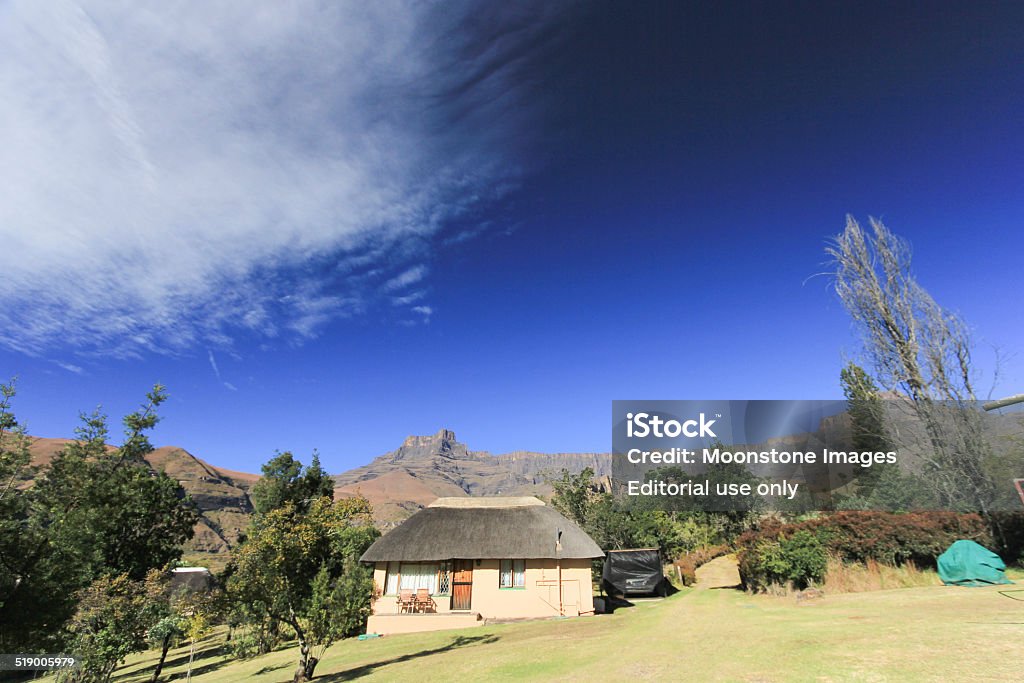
[736,511,993,592]
[740,511,991,566]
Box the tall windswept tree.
[827,217,999,518]
[228,496,379,682]
[828,217,978,402]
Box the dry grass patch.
[823,557,941,594]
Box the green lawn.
[59,581,1024,682]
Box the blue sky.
[2,1,1022,473]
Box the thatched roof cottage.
[360,496,603,635]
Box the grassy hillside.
[57,579,1024,682]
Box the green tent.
[937,540,1013,586]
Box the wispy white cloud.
[207,350,222,380]
[383,266,429,292]
[207,349,237,391]
[412,306,434,316]
[391,291,427,306]
[54,360,84,375]
[0,0,564,355]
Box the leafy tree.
[225,595,282,657]
[840,363,891,453]
[147,614,186,683]
[549,467,598,527]
[142,570,225,683]
[548,466,756,562]
[0,379,32,512]
[37,411,199,580]
[0,385,198,652]
[545,462,765,559]
[831,362,939,511]
[0,379,37,618]
[178,590,220,683]
[250,450,334,516]
[627,462,762,551]
[228,496,379,682]
[304,559,374,655]
[60,571,166,683]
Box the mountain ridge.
[24,430,611,567]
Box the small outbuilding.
[360,496,603,635]
[169,567,213,594]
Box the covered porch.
[371,558,475,616]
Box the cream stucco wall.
[370,558,595,620]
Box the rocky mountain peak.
[390,428,471,462]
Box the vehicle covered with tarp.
[602,548,668,596]
[937,540,1013,586]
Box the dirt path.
[694,553,741,589]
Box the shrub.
[738,531,826,592]
[227,630,261,660]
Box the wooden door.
[451,560,473,610]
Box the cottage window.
[437,560,452,595]
[399,563,438,594]
[499,559,526,588]
[384,561,400,595]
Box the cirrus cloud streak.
[0,0,563,356]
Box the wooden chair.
[415,588,434,613]
[397,589,415,613]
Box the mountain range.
[27,429,610,570]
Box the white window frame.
[499,559,526,588]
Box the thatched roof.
[360,497,603,562]
[429,496,544,508]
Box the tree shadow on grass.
[254,662,291,675]
[112,640,229,682]
[146,642,224,673]
[317,634,500,681]
[115,643,233,683]
[164,648,235,681]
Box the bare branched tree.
[828,216,976,402]
[827,216,1001,522]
